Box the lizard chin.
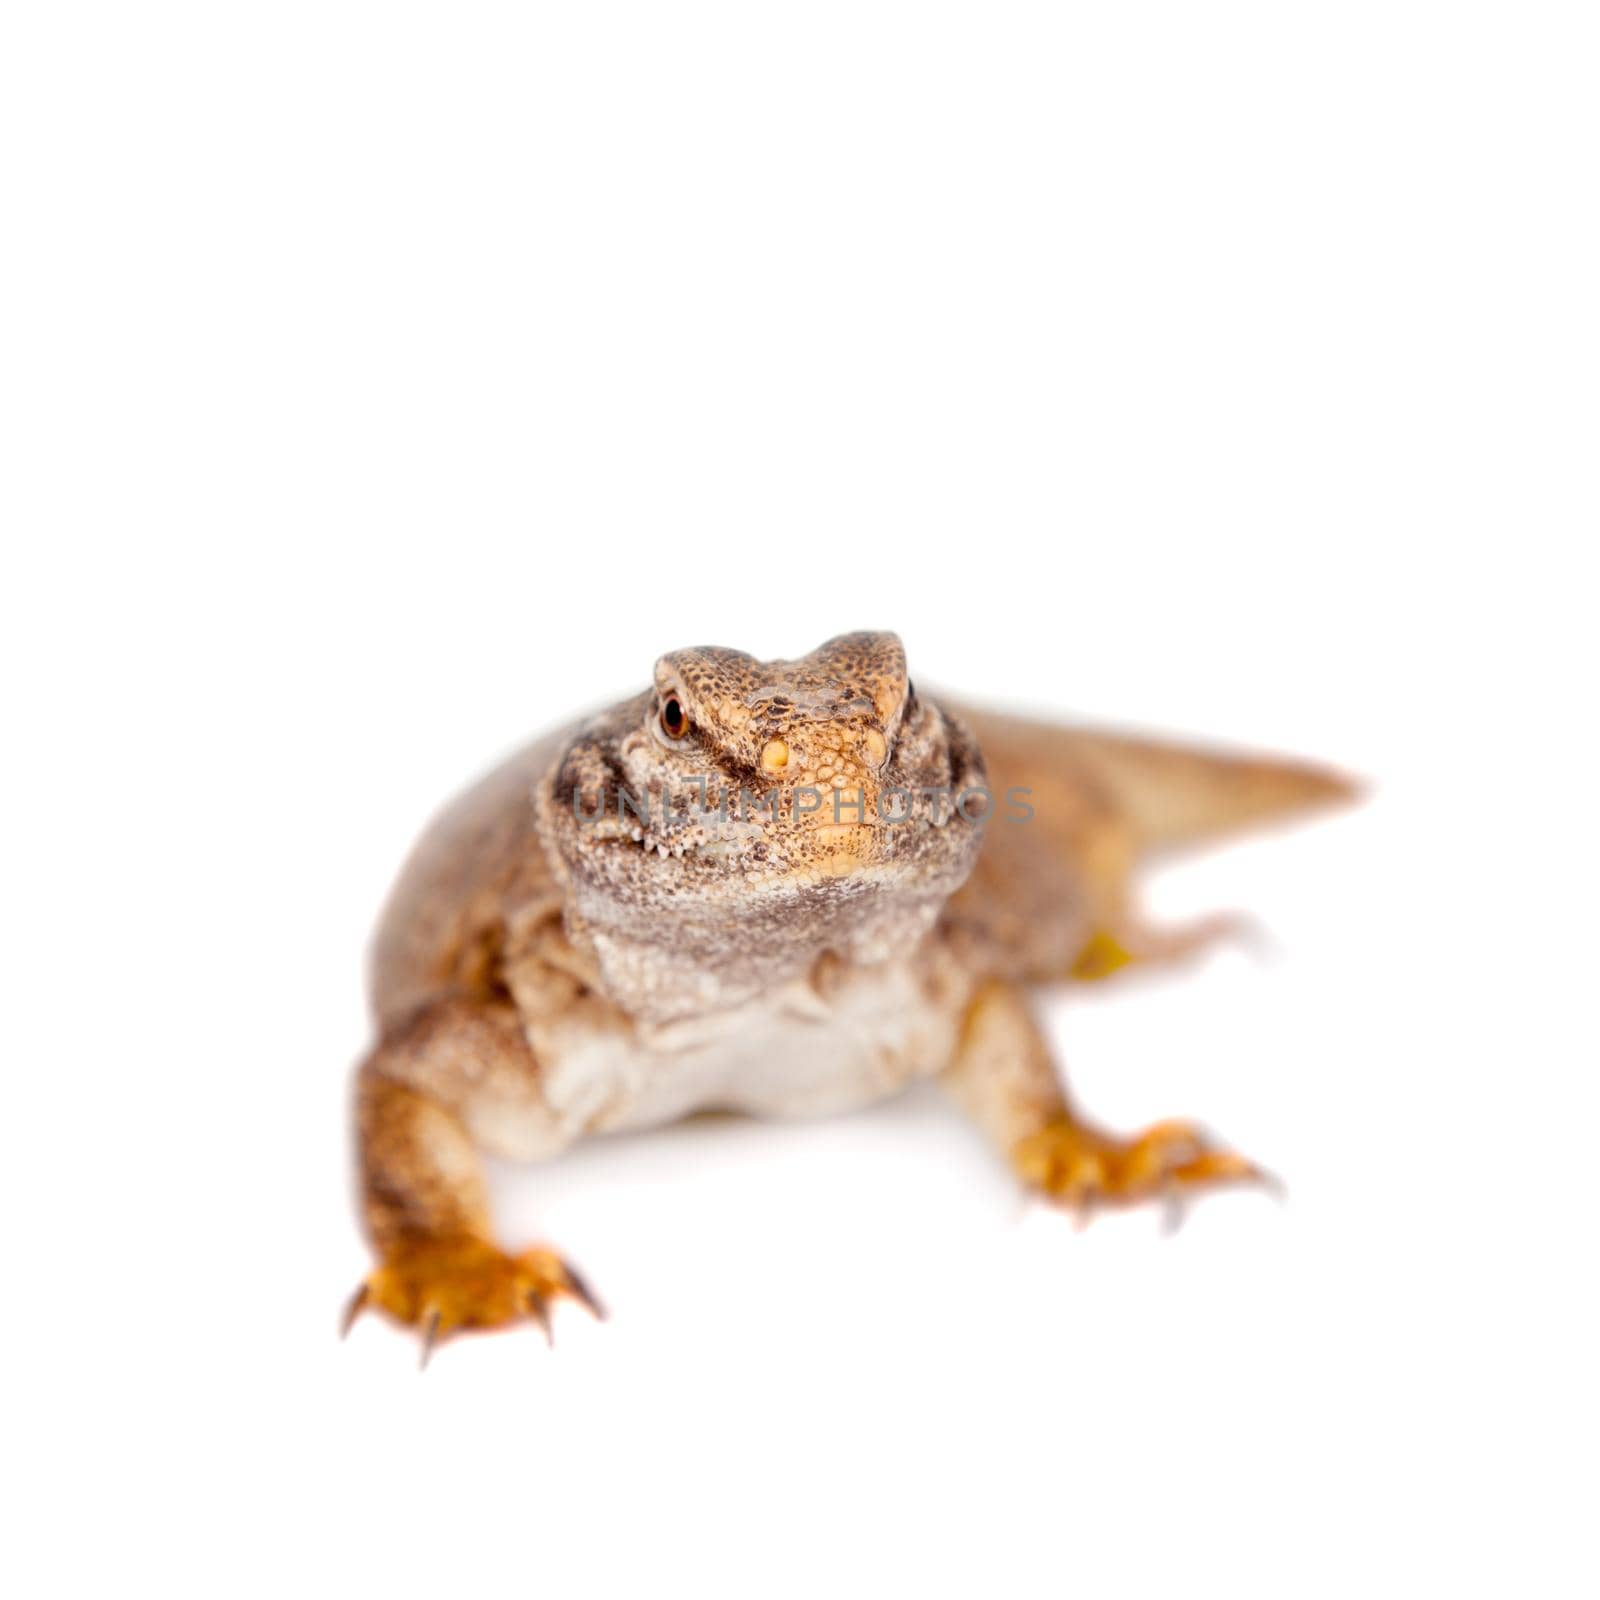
[561,864,967,1023]
[545,788,985,1022]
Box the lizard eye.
[659,694,690,741]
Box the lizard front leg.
[347,998,602,1363]
[942,980,1274,1224]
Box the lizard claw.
[419,1306,442,1370]
[340,1281,370,1339]
[525,1290,555,1347]
[560,1260,607,1322]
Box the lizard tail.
[1055,726,1363,853]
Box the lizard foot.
[1070,913,1258,982]
[342,1235,605,1365]
[1013,1115,1279,1229]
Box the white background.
[4,4,1596,1595]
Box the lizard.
[343,631,1355,1361]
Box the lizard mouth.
[576,791,971,887]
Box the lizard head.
[540,632,988,1020]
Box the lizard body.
[346,632,1353,1357]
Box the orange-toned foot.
[1013,1115,1279,1229]
[342,1235,604,1365]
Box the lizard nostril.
[863,728,888,768]
[761,738,789,773]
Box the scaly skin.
[346,631,1355,1359]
